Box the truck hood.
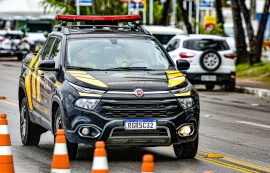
[65,70,186,91]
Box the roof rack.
[53,15,151,35]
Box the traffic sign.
[129,2,144,11]
[132,0,143,4]
[199,2,212,9]
[76,0,92,6]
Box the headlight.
[69,82,105,94]
[177,98,194,109]
[170,81,192,94]
[74,99,100,110]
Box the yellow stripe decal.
[32,58,40,99]
[67,71,108,88]
[55,81,62,87]
[78,92,102,97]
[167,73,183,79]
[36,70,42,102]
[166,70,180,74]
[168,76,185,87]
[174,91,191,97]
[25,53,39,110]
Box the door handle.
[40,73,45,78]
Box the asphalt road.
[0,58,270,173]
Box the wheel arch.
[18,82,27,112]
[51,96,66,133]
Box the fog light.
[81,127,90,135]
[178,125,194,136]
[78,126,100,138]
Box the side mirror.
[38,60,58,71]
[176,59,190,71]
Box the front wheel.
[173,135,199,159]
[20,97,42,146]
[54,107,78,160]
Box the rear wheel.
[54,107,78,160]
[20,97,42,146]
[205,84,215,90]
[173,135,198,159]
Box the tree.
[92,0,98,15]
[215,0,224,34]
[161,0,172,25]
[230,0,249,64]
[238,0,270,64]
[177,0,193,34]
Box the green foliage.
[195,21,225,36]
[153,1,163,25]
[40,0,76,15]
[236,62,270,83]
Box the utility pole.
[149,0,153,24]
[76,0,80,25]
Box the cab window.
[42,37,56,60]
[50,38,61,67]
[166,39,180,52]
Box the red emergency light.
[55,15,141,22]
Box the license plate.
[201,75,216,81]
[125,119,156,130]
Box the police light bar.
[55,15,141,22]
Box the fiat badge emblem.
[135,88,144,97]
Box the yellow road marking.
[159,147,269,173]
[5,98,18,103]
[0,100,19,106]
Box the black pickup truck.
[18,15,200,159]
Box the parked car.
[18,15,200,160]
[166,34,236,91]
[143,25,185,45]
[0,30,30,60]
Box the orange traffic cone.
[92,141,109,173]
[141,154,155,173]
[0,113,15,173]
[51,129,70,173]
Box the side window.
[166,39,180,52]
[42,37,56,60]
[50,38,61,67]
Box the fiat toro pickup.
[18,15,200,159]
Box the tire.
[173,134,199,159]
[17,54,24,61]
[225,82,235,91]
[54,107,78,160]
[206,84,215,90]
[200,49,221,71]
[20,97,42,146]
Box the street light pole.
[149,0,153,24]
[76,0,80,25]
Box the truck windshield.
[66,38,173,70]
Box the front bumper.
[64,106,199,146]
[0,49,28,56]
[184,72,235,84]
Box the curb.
[235,86,270,97]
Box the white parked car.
[166,34,236,91]
[0,30,30,60]
[143,25,185,45]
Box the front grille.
[111,128,168,137]
[95,99,182,118]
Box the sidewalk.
[235,78,270,97]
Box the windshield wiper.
[66,66,101,71]
[105,67,154,71]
